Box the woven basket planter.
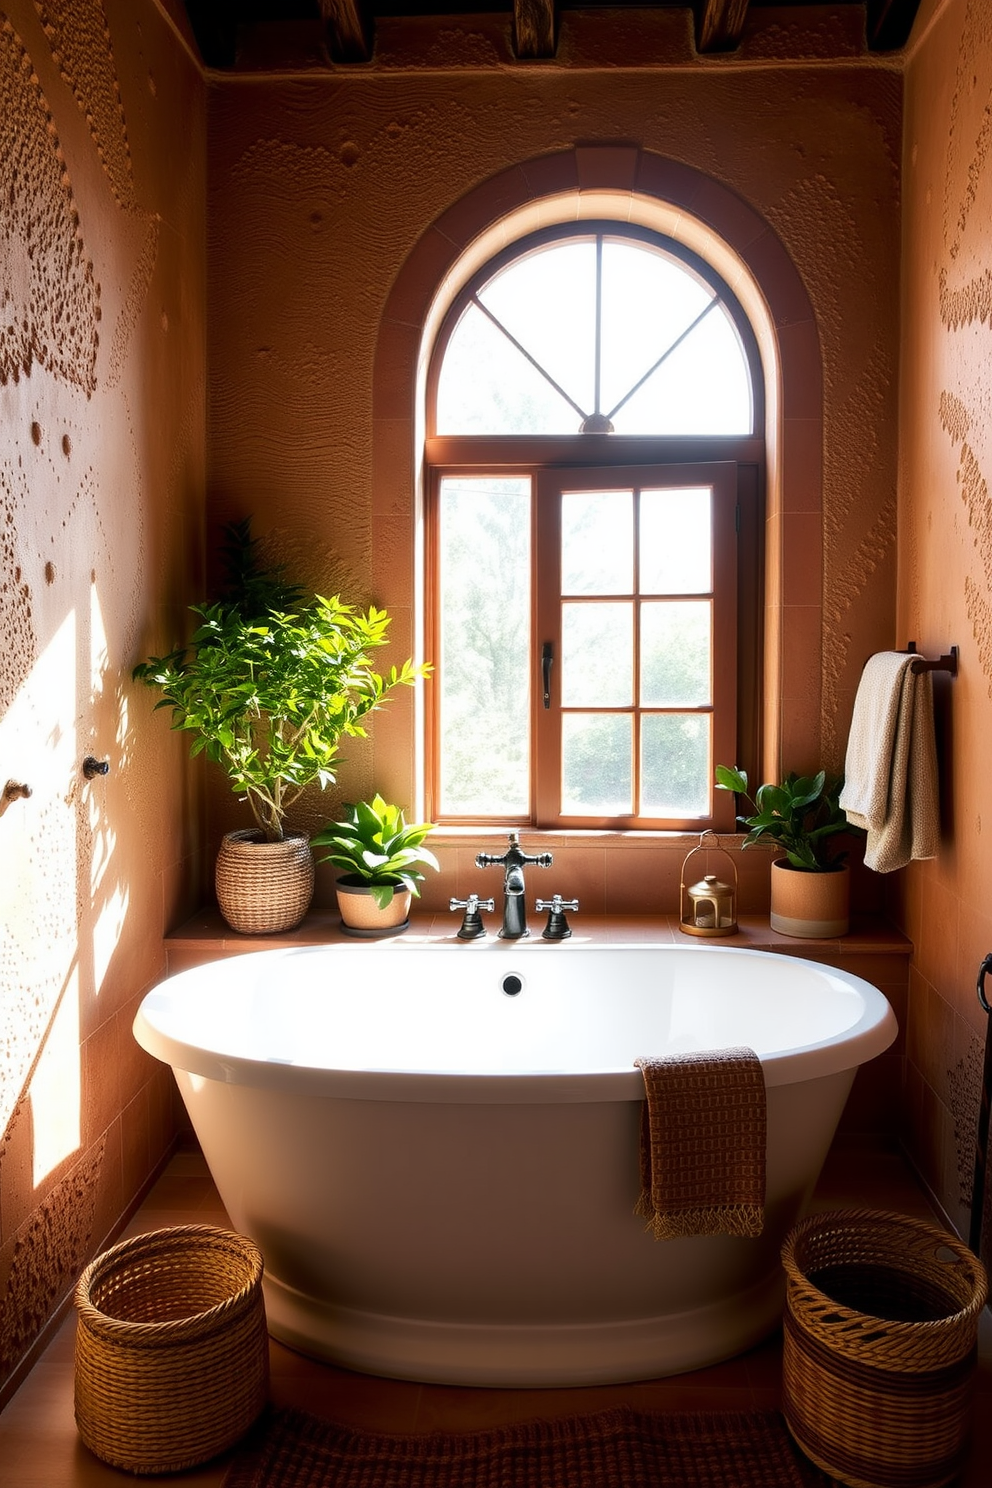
[781,1209,988,1488]
[74,1225,269,1474]
[215,828,314,934]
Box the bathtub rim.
[134,941,898,1104]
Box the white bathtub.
[134,940,897,1386]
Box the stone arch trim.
[372,144,823,789]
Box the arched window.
[436,228,754,437]
[425,222,765,831]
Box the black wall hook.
[82,756,110,779]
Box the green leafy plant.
[312,794,439,909]
[715,765,850,871]
[133,521,427,843]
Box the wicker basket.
[215,828,314,934]
[781,1209,988,1488]
[74,1225,269,1474]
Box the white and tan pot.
[215,828,314,935]
[769,860,849,939]
[335,876,411,937]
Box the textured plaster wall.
[898,0,992,1241]
[0,0,204,1397]
[206,12,903,910]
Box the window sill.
[164,909,910,975]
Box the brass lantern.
[679,832,738,937]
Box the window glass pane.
[478,242,596,417]
[436,231,753,439]
[436,304,578,435]
[611,305,752,435]
[561,491,633,594]
[600,241,714,419]
[641,714,710,816]
[437,477,530,814]
[562,602,632,707]
[641,602,711,707]
[562,714,632,815]
[640,487,712,594]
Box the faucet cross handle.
[449,894,494,941]
[475,831,553,872]
[535,895,579,940]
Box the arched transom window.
[425,223,764,832]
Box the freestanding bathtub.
[133,940,897,1387]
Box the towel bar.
[904,642,958,675]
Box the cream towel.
[839,651,939,873]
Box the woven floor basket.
[215,828,314,934]
[781,1209,988,1488]
[74,1225,269,1474]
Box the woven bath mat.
[222,1404,832,1488]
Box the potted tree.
[134,521,425,934]
[311,794,439,936]
[715,765,853,938]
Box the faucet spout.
[475,832,552,939]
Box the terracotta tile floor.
[1,1139,989,1485]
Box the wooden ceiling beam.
[693,0,750,54]
[184,0,239,68]
[514,0,556,58]
[318,0,373,62]
[866,0,923,51]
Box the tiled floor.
[1,1138,989,1485]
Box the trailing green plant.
[312,794,439,909]
[133,521,427,843]
[715,765,850,871]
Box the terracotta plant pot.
[215,828,314,935]
[335,876,412,937]
[769,860,849,939]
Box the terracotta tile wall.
[205,23,902,917]
[896,0,992,1238]
[0,0,206,1402]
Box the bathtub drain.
[501,973,523,996]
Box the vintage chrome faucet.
[475,832,552,939]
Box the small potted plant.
[715,765,853,937]
[312,794,439,935]
[133,520,426,934]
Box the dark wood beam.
[866,0,923,51]
[318,0,373,62]
[693,0,750,54]
[183,0,239,68]
[514,0,556,58]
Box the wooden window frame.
[534,461,738,831]
[426,441,763,832]
[424,221,765,833]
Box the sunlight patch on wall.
[0,608,78,1138]
[29,968,81,1189]
[86,576,127,989]
[92,882,128,993]
[90,572,109,700]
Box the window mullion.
[631,486,642,819]
[534,469,561,827]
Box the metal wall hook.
[82,756,110,779]
[904,642,959,675]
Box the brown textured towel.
[634,1048,766,1241]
